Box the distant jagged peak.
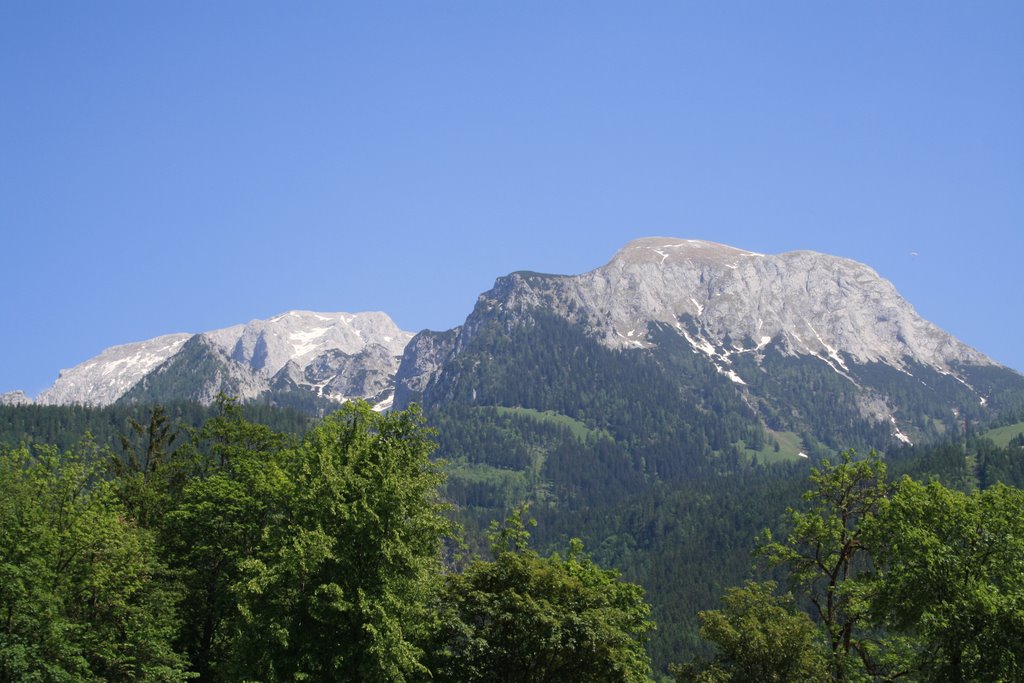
[33,310,415,408]
[224,309,411,374]
[0,390,33,406]
[197,310,413,377]
[264,309,393,326]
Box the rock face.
[396,237,1020,446]
[34,311,414,411]
[479,238,990,369]
[0,390,34,406]
[37,334,193,406]
[224,311,409,375]
[392,328,461,410]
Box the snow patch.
[936,367,977,393]
[679,328,717,358]
[289,326,331,357]
[806,321,849,371]
[812,353,858,384]
[716,365,746,385]
[890,417,913,445]
[690,298,704,316]
[614,330,646,348]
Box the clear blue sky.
[2,1,1022,397]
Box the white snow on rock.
[213,311,410,376]
[891,416,914,445]
[33,311,414,407]
[37,334,192,406]
[481,237,995,376]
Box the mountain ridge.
[15,310,413,411]
[6,238,1020,436]
[394,237,1020,448]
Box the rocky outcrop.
[33,311,413,410]
[393,328,461,409]
[37,334,192,406]
[0,390,34,406]
[472,238,992,370]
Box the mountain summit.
[396,237,1020,450]
[494,237,989,369]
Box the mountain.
[397,237,1024,450]
[0,391,33,406]
[30,311,414,412]
[389,237,1024,670]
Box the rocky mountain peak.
[0,390,34,406]
[397,237,1004,419]
[540,237,993,372]
[36,334,194,406]
[393,237,1024,451]
[214,310,411,378]
[31,311,414,408]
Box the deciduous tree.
[427,507,655,682]
[672,581,828,683]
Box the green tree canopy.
[160,397,291,681]
[693,449,1024,682]
[0,442,189,681]
[227,400,454,683]
[864,478,1024,682]
[756,450,889,680]
[427,507,655,682]
[673,581,828,683]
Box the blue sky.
[2,2,1022,397]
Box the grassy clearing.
[494,406,610,441]
[444,461,531,500]
[982,422,1024,447]
[743,430,806,464]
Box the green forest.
[0,400,653,682]
[2,400,1024,681]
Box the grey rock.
[35,311,414,410]
[0,390,33,406]
[37,334,192,406]
[396,237,1010,437]
[481,237,992,371]
[394,328,461,409]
